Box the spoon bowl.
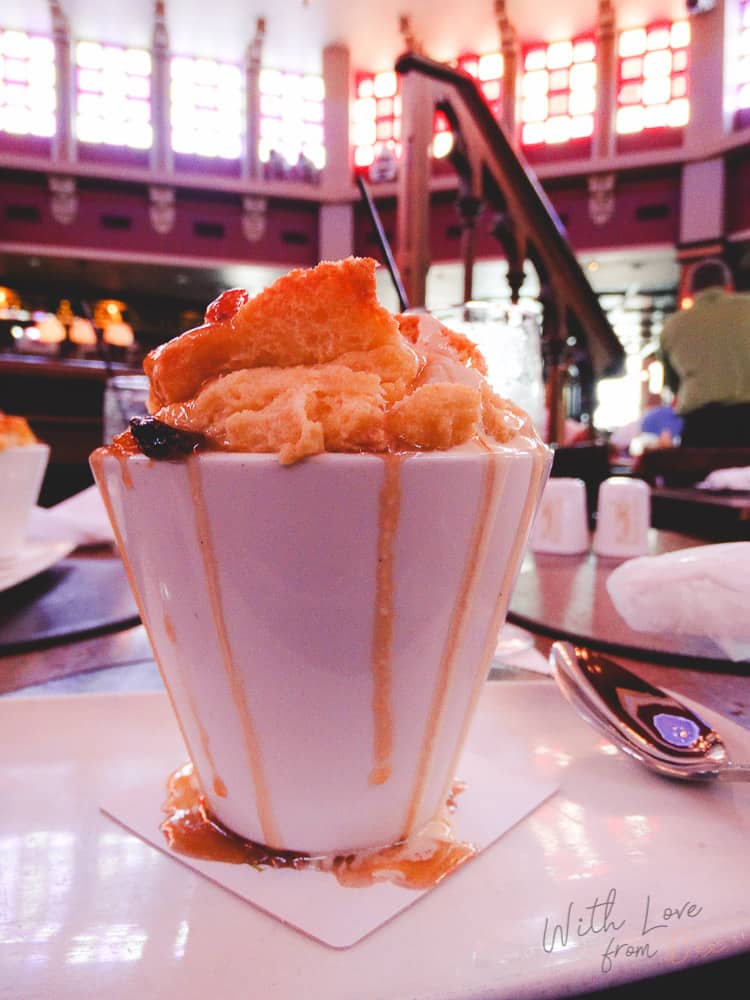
[549,642,750,783]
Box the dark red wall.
[725,146,750,236]
[0,170,319,267]
[544,168,680,249]
[354,166,681,261]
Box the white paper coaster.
[102,717,557,949]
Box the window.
[437,51,505,159]
[521,37,597,147]
[458,51,504,120]
[171,56,243,159]
[76,41,152,149]
[258,69,325,172]
[353,59,499,172]
[0,30,55,138]
[352,71,400,170]
[616,21,690,134]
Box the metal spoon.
[549,641,750,783]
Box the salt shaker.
[530,477,589,555]
[593,477,650,558]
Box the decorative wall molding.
[151,0,172,173]
[48,0,68,41]
[149,184,176,234]
[152,0,168,53]
[399,15,423,55]
[241,195,267,242]
[48,175,77,224]
[588,172,616,226]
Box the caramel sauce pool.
[161,762,475,890]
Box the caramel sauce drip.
[161,762,475,890]
[98,433,139,489]
[440,446,549,794]
[482,447,548,654]
[446,779,467,813]
[107,430,141,456]
[368,454,402,786]
[91,450,227,804]
[161,764,296,867]
[91,451,206,773]
[115,450,134,488]
[194,712,227,797]
[187,456,280,846]
[163,614,177,644]
[401,452,501,838]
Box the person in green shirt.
[660,258,750,446]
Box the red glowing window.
[431,51,504,158]
[352,71,401,171]
[352,53,503,174]
[457,51,504,120]
[520,37,596,147]
[736,0,750,110]
[0,29,56,138]
[616,21,690,134]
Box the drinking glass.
[437,301,545,659]
[103,375,150,443]
[435,301,545,433]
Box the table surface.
[2,534,749,729]
[651,486,750,511]
[0,551,138,655]
[2,535,750,999]
[508,530,748,669]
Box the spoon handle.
[719,767,750,782]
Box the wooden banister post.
[396,67,432,309]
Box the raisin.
[204,288,249,323]
[130,417,202,459]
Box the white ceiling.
[5,0,688,75]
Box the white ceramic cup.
[92,446,550,854]
[0,444,50,560]
[593,476,650,559]
[530,477,589,555]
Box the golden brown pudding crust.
[145,257,408,407]
[141,257,540,463]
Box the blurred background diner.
[1,0,749,526]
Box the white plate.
[1,681,750,999]
[0,539,77,592]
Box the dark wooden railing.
[395,52,625,442]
